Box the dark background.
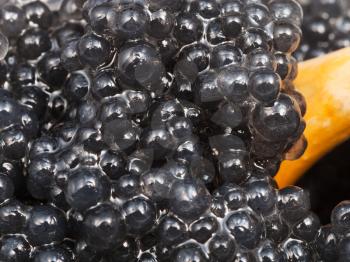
[297,139,350,224]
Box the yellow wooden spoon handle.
[276,47,350,188]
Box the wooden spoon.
[276,47,350,187]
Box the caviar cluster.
[154,177,323,261]
[62,0,307,184]
[314,200,350,261]
[0,0,332,261]
[294,0,350,60]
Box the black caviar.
[0,0,347,261]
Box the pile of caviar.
[295,0,350,60]
[0,0,348,261]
